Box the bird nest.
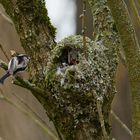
[45,35,117,137]
[45,35,116,98]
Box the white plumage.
[0,54,30,84]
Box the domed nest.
[45,35,117,137]
[45,35,116,97]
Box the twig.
[0,90,59,140]
[92,91,109,140]
[81,0,87,59]
[0,11,13,25]
[118,50,126,66]
[0,59,8,70]
[129,0,140,27]
[96,97,109,140]
[138,0,140,9]
[0,59,49,99]
[53,124,63,140]
[13,76,48,99]
[110,110,132,136]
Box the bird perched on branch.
[0,54,30,84]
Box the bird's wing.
[8,57,17,74]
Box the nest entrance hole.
[59,47,81,66]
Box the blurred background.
[0,0,139,139]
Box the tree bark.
[0,0,56,83]
[107,1,140,139]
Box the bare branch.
[129,0,140,27]
[97,98,109,140]
[0,9,13,25]
[111,110,132,136]
[81,0,87,59]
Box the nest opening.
[59,47,81,66]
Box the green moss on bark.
[1,0,56,38]
[0,0,56,84]
[107,0,139,139]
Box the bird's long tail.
[0,72,10,84]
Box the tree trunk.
[107,1,140,139]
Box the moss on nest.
[45,35,116,97]
[45,35,117,139]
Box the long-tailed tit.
[0,54,30,84]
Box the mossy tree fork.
[0,0,139,139]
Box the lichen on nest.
[45,35,117,137]
[45,35,117,98]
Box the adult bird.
[0,54,30,84]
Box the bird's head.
[16,54,30,65]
